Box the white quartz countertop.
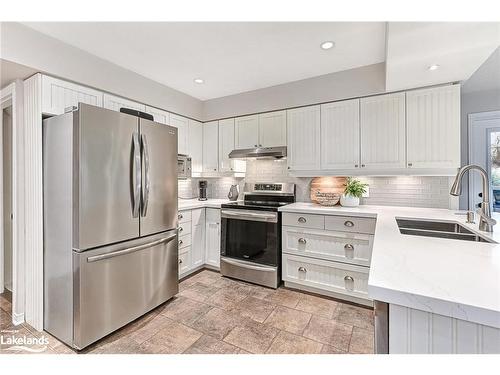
[279,202,500,328]
[178,198,237,211]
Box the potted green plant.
[340,177,368,207]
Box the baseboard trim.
[12,311,25,326]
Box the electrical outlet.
[362,186,370,198]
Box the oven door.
[221,208,279,267]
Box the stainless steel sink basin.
[396,218,496,243]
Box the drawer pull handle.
[179,259,183,264]
[298,217,307,223]
[179,227,183,232]
[179,240,183,246]
[178,214,183,220]
[298,267,307,273]
[298,238,307,244]
[344,276,354,282]
[344,220,354,227]
[344,244,354,251]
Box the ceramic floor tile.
[126,313,174,345]
[264,288,301,308]
[320,345,348,354]
[223,319,279,354]
[206,287,250,310]
[179,282,220,303]
[184,334,240,354]
[190,307,246,340]
[302,315,353,352]
[349,327,374,354]
[264,305,312,334]
[295,293,339,318]
[186,270,221,286]
[139,320,202,354]
[0,294,12,314]
[161,296,212,325]
[232,296,276,323]
[266,331,323,354]
[333,304,374,331]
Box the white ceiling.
[386,22,500,92]
[22,22,387,100]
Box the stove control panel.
[254,184,282,191]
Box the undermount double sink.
[396,218,496,243]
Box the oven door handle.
[221,257,277,272]
[221,209,278,223]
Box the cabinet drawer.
[178,234,191,249]
[179,249,191,275]
[282,254,369,300]
[178,222,191,236]
[282,226,373,266]
[178,210,192,224]
[325,215,376,234]
[283,213,325,229]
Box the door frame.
[468,110,500,210]
[0,81,24,325]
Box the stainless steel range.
[220,182,296,288]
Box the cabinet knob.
[298,267,307,273]
[344,244,354,251]
[230,168,233,171]
[214,168,217,171]
[344,220,354,227]
[179,240,183,246]
[344,275,354,282]
[355,164,359,168]
[298,217,307,223]
[361,164,365,168]
[287,166,290,170]
[408,163,413,167]
[178,214,183,220]
[298,238,307,244]
[254,144,258,147]
[259,144,262,147]
[179,259,183,264]
[179,227,183,232]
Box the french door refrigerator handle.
[132,132,141,218]
[86,233,177,263]
[141,133,150,217]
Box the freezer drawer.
[72,231,178,349]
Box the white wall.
[460,47,500,209]
[0,22,204,120]
[202,63,386,121]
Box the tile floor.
[0,270,374,354]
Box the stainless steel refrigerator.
[43,103,179,350]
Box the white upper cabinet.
[103,93,146,113]
[406,85,461,169]
[188,119,203,174]
[287,105,321,171]
[218,118,236,172]
[145,105,170,125]
[258,110,287,147]
[169,113,189,155]
[321,99,360,170]
[41,75,103,115]
[203,121,219,173]
[360,92,406,169]
[235,115,260,149]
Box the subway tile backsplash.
[178,160,454,209]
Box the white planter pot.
[340,194,360,207]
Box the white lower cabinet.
[205,208,221,268]
[282,212,374,306]
[191,209,205,268]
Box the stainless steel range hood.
[228,146,287,159]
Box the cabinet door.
[191,209,206,268]
[235,115,259,149]
[321,99,360,170]
[286,105,321,171]
[41,75,103,115]
[360,92,406,169]
[406,85,461,169]
[103,93,146,112]
[259,110,286,147]
[205,208,221,268]
[203,121,219,172]
[188,119,203,174]
[170,114,189,155]
[218,118,235,172]
[145,106,170,125]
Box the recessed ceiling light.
[320,41,335,50]
[194,78,204,84]
[428,64,440,71]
